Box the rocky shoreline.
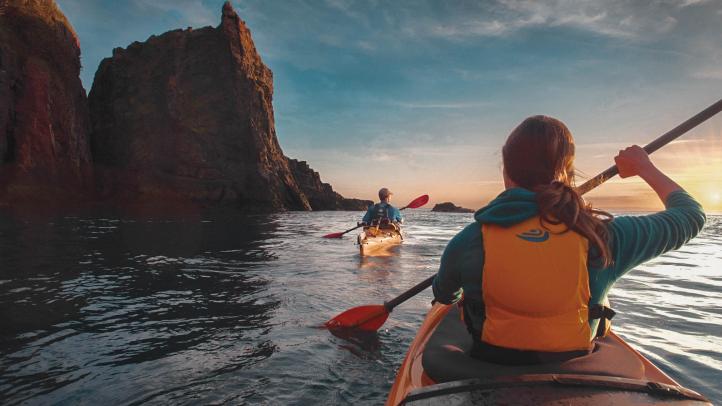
[0,0,370,211]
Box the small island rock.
[431,202,474,213]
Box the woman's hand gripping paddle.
[321,194,429,238]
[326,99,722,332]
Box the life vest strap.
[589,305,616,338]
[371,203,392,222]
[462,299,485,338]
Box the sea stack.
[88,2,367,211]
[0,0,92,203]
[286,158,372,210]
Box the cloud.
[396,0,683,41]
[669,139,708,145]
[132,0,216,27]
[691,68,722,80]
[356,40,376,52]
[429,19,512,38]
[324,0,370,23]
[678,0,711,7]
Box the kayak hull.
[386,304,710,405]
[358,227,402,256]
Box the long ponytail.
[533,181,612,267]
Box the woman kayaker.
[362,188,404,226]
[432,115,706,365]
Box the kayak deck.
[401,374,710,405]
[387,304,710,405]
[357,226,402,256]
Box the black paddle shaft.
[342,224,363,234]
[576,98,722,195]
[384,275,435,312]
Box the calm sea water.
[1,209,720,405]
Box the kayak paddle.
[325,275,435,330]
[326,99,722,332]
[322,224,365,239]
[322,194,429,238]
[399,194,430,210]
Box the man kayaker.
[432,115,705,365]
[362,188,403,226]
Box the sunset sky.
[58,0,722,212]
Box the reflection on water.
[328,328,383,357]
[610,215,722,402]
[0,210,720,404]
[0,212,280,404]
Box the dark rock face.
[89,2,312,210]
[0,0,92,201]
[431,202,474,213]
[87,2,365,211]
[1,1,366,211]
[287,158,371,210]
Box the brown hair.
[502,115,613,267]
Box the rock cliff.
[0,0,92,201]
[287,158,371,210]
[1,1,366,211]
[88,2,365,211]
[431,202,474,213]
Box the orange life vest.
[480,216,594,352]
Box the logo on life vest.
[516,229,549,242]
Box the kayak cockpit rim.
[399,374,710,405]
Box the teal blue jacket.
[432,188,706,335]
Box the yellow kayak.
[357,225,402,256]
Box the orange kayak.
[357,226,402,256]
[387,303,710,405]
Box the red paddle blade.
[322,232,345,238]
[405,194,429,209]
[325,304,389,331]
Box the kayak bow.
[358,225,403,256]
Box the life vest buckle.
[588,305,616,321]
[589,305,616,338]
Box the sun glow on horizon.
[656,126,722,213]
[326,114,722,214]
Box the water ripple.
[0,211,720,404]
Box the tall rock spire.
[89,2,311,210]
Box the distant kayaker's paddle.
[398,194,430,211]
[326,99,722,332]
[321,194,429,238]
[322,225,365,239]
